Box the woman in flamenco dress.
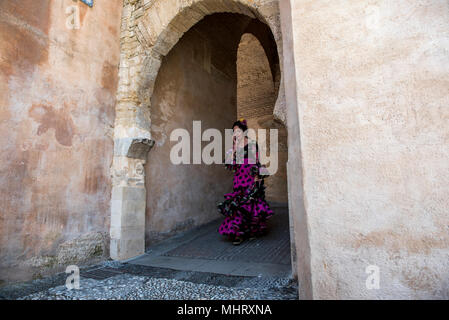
[217,118,274,245]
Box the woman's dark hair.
[232,118,248,132]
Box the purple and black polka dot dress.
[217,141,274,239]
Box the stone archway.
[110,0,310,298]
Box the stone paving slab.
[128,205,292,277]
[129,254,291,277]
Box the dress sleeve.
[223,148,237,171]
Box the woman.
[217,118,274,245]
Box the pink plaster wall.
[0,0,123,283]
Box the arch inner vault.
[110,0,308,296]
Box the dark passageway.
[142,12,292,278]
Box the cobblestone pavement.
[0,261,298,300]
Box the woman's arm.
[223,147,237,171]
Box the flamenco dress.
[217,141,274,239]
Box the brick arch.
[240,19,281,116]
[134,0,286,124]
[138,0,267,55]
[110,0,288,263]
[242,19,280,86]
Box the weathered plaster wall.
[144,14,242,245]
[285,0,449,299]
[0,0,123,284]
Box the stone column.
[110,100,154,260]
[110,0,154,261]
[110,139,154,260]
[279,0,313,299]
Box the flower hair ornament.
[239,118,247,126]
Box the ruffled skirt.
[217,180,274,239]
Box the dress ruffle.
[217,143,274,239]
